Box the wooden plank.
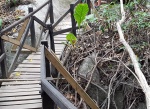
[45,48,99,109]
[14,68,40,72]
[0,79,40,82]
[11,49,33,53]
[2,36,36,52]
[12,19,29,50]
[54,34,67,37]
[0,84,40,90]
[0,99,41,106]
[0,95,41,102]
[0,91,40,97]
[0,88,40,93]
[18,64,40,68]
[0,103,42,109]
[10,75,40,79]
[11,72,40,75]
[2,81,40,85]
[27,53,61,60]
[54,40,66,44]
[22,59,41,64]
[26,55,41,59]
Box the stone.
[137,103,146,109]
[114,91,124,109]
[78,53,100,84]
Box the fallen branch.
[117,0,150,108]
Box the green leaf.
[74,3,89,28]
[85,14,97,23]
[0,19,2,28]
[66,33,77,46]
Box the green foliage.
[98,3,121,32]
[0,19,2,28]
[6,0,18,6]
[122,11,150,30]
[66,33,77,47]
[84,14,98,23]
[74,3,89,28]
[13,0,17,4]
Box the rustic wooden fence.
[0,0,97,108]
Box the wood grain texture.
[11,19,30,50]
[45,48,99,109]
[2,35,36,52]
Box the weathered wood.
[0,95,41,102]
[18,64,40,68]
[29,8,36,47]
[0,84,40,89]
[0,29,7,78]
[0,103,42,109]
[0,99,41,106]
[0,91,40,97]
[0,88,40,93]
[0,79,40,82]
[11,19,29,50]
[2,35,36,52]
[2,81,40,85]
[0,53,6,63]
[10,75,40,79]
[22,59,41,64]
[11,72,40,75]
[14,68,40,72]
[45,48,99,109]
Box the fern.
[74,3,89,28]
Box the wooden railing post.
[28,7,36,47]
[87,0,91,14]
[0,29,7,79]
[41,41,50,77]
[47,24,58,78]
[70,4,76,36]
[49,0,54,24]
[41,41,55,109]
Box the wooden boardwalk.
[0,23,69,109]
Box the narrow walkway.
[0,19,71,109]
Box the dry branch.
[117,0,150,108]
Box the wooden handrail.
[0,53,6,63]
[0,0,50,35]
[44,47,100,109]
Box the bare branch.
[117,0,150,108]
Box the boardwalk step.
[0,103,42,109]
[0,99,42,106]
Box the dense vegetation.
[61,1,150,109]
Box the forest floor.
[58,2,150,109]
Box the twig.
[117,0,150,108]
[128,98,137,109]
[56,49,71,87]
[107,52,124,109]
[78,53,100,107]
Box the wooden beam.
[45,48,99,109]
[2,35,36,52]
[11,19,29,51]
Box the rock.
[87,84,107,107]
[114,91,124,109]
[137,103,146,109]
[78,53,100,84]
